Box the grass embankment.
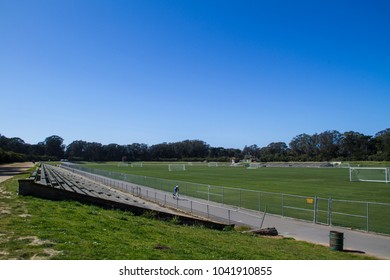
[0,173,376,260]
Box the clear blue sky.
[1,0,389,149]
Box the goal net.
[168,164,186,172]
[131,162,143,167]
[349,167,390,183]
[247,163,263,169]
[208,162,218,167]
[117,162,129,167]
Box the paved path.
[230,206,390,260]
[0,162,35,183]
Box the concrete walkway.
[232,206,390,259]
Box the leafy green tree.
[103,143,125,161]
[373,129,390,160]
[29,143,45,157]
[340,131,372,160]
[289,133,317,160]
[316,130,342,161]
[44,135,65,159]
[125,143,149,161]
[258,142,289,161]
[189,140,209,158]
[65,140,88,160]
[0,135,30,154]
[84,142,104,161]
[242,144,259,160]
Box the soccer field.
[76,162,390,234]
[83,162,390,203]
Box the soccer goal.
[349,167,390,183]
[247,163,263,169]
[117,162,129,167]
[131,162,143,167]
[208,162,218,167]
[168,164,186,171]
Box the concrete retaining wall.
[18,178,232,230]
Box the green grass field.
[78,162,390,234]
[82,162,390,202]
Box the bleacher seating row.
[35,164,132,203]
[21,163,232,230]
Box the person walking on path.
[173,185,179,199]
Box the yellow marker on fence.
[306,198,314,204]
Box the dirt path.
[0,162,35,183]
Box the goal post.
[168,164,186,172]
[247,163,263,169]
[349,167,390,183]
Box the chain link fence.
[64,164,390,235]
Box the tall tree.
[373,128,390,160]
[3,137,29,154]
[340,131,372,160]
[84,142,103,161]
[316,130,342,161]
[125,143,149,161]
[65,140,88,160]
[44,135,65,159]
[103,144,125,161]
[189,140,209,158]
[258,142,289,161]
[289,133,317,160]
[242,144,259,160]
[29,143,45,157]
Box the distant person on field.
[173,185,179,199]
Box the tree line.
[1,129,389,163]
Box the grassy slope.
[0,173,376,260]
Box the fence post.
[239,189,242,208]
[366,202,369,232]
[260,206,267,229]
[282,194,284,217]
[328,197,332,226]
[313,196,317,223]
[258,191,261,212]
[228,209,231,224]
